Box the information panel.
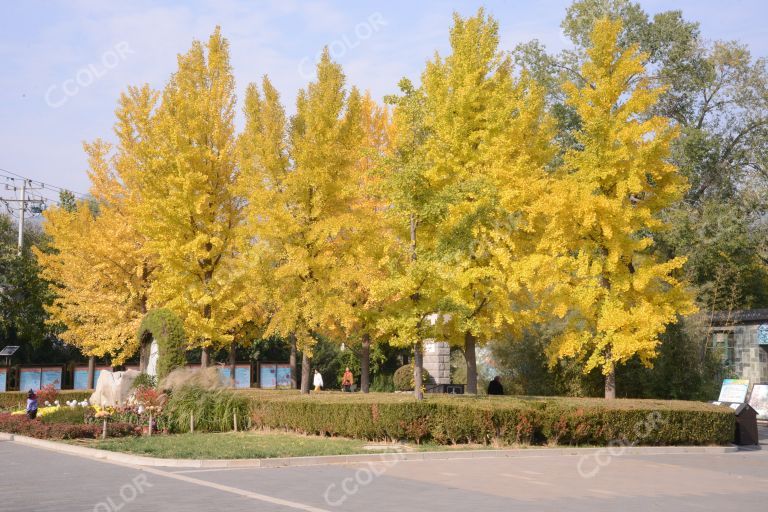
[0,368,6,392]
[19,368,41,391]
[218,365,251,389]
[40,367,62,389]
[73,367,110,389]
[749,384,768,420]
[259,364,277,389]
[718,379,750,403]
[275,365,291,389]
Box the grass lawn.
[70,431,383,459]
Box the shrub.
[159,367,222,392]
[0,413,139,439]
[39,406,92,424]
[370,374,395,393]
[247,393,735,446]
[393,364,431,391]
[132,373,158,390]
[37,384,59,405]
[163,386,249,433]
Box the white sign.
[748,384,768,420]
[718,379,749,403]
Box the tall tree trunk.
[414,341,424,400]
[87,355,96,389]
[200,347,209,369]
[229,342,237,388]
[289,336,297,389]
[604,367,616,399]
[464,331,477,394]
[300,352,311,394]
[360,334,371,393]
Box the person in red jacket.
[341,368,354,392]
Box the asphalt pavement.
[2,433,768,512]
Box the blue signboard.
[218,366,252,389]
[276,366,291,389]
[19,369,41,391]
[0,369,6,392]
[260,365,277,389]
[758,324,768,345]
[41,368,62,389]
[73,368,109,389]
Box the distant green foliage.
[137,309,186,381]
[370,374,395,392]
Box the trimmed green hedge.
[247,392,735,446]
[0,391,92,411]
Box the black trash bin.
[734,403,759,446]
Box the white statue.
[146,339,159,377]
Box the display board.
[218,365,252,389]
[718,379,750,403]
[0,368,6,392]
[259,363,291,389]
[19,368,41,391]
[73,367,110,390]
[748,384,768,420]
[40,367,62,389]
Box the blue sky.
[1,0,767,199]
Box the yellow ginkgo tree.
[239,51,365,393]
[36,138,155,378]
[131,28,249,367]
[536,18,696,398]
[420,9,557,393]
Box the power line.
[0,167,88,199]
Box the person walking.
[341,367,354,392]
[313,369,324,392]
[26,389,38,419]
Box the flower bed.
[0,390,92,411]
[0,413,139,439]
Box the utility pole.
[3,179,45,255]
[17,179,26,255]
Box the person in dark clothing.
[487,376,504,395]
[26,390,38,419]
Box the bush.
[0,391,91,411]
[39,406,92,424]
[0,413,139,439]
[163,386,250,433]
[132,373,158,390]
[247,392,735,446]
[370,374,395,393]
[37,384,59,405]
[393,364,431,391]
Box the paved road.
[2,436,768,512]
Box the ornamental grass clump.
[163,385,250,433]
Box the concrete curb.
[1,431,739,469]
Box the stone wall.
[712,324,768,384]
[423,340,450,385]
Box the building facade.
[710,309,768,384]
